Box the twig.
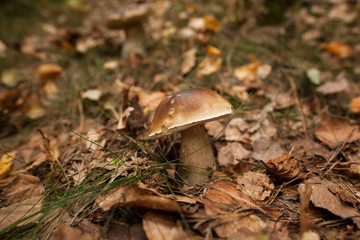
[287,75,309,141]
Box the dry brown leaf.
[217,142,251,167]
[181,48,197,75]
[266,154,305,180]
[301,231,320,240]
[85,129,106,151]
[321,42,351,58]
[2,174,45,204]
[38,129,60,164]
[0,196,43,231]
[265,89,295,109]
[202,179,272,238]
[142,211,193,240]
[236,172,274,201]
[316,72,349,95]
[342,150,360,177]
[229,85,248,101]
[202,179,255,215]
[197,56,222,76]
[204,120,224,137]
[297,138,333,161]
[116,106,134,130]
[315,116,360,147]
[328,3,357,23]
[251,137,284,162]
[1,69,20,87]
[203,14,219,32]
[136,89,167,112]
[0,40,6,57]
[49,223,96,240]
[305,177,360,228]
[224,118,249,142]
[96,182,192,213]
[225,105,277,144]
[349,96,360,114]
[81,89,102,101]
[103,60,119,70]
[233,57,271,85]
[188,17,206,32]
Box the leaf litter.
[1,0,360,239]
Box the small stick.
[287,75,309,141]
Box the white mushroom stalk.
[149,87,233,186]
[106,2,151,57]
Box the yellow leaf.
[349,96,360,114]
[203,14,220,32]
[0,152,14,177]
[197,56,222,76]
[321,42,351,58]
[207,45,222,56]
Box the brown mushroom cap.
[149,87,233,138]
[36,64,63,81]
[106,2,151,29]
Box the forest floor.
[1,0,360,239]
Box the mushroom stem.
[123,23,146,57]
[179,124,216,186]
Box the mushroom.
[149,87,233,186]
[106,2,151,57]
[36,63,63,81]
[36,63,63,98]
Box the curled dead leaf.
[266,154,306,180]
